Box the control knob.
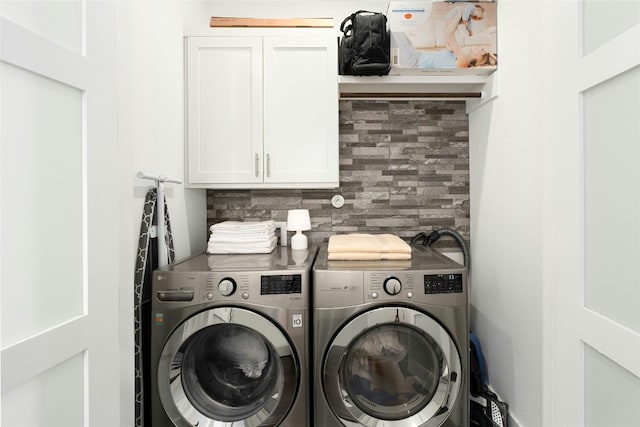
[218,278,237,297]
[383,277,402,295]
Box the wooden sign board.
[210,17,334,28]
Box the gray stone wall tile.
[206,101,470,250]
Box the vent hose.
[411,229,470,268]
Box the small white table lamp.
[287,209,311,250]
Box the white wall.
[469,2,545,426]
[117,2,210,425]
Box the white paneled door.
[1,1,120,426]
[544,1,640,426]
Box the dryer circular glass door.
[158,307,298,426]
[323,306,462,426]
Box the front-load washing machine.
[150,245,316,427]
[313,244,468,427]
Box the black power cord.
[411,229,470,268]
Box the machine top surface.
[313,244,464,273]
[313,244,467,307]
[162,245,318,274]
[152,246,317,308]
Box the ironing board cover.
[133,188,175,427]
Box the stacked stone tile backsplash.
[206,100,469,249]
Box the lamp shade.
[287,209,311,231]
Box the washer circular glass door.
[323,306,462,426]
[158,307,298,426]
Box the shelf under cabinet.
[338,73,493,100]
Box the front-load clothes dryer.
[313,244,468,427]
[150,245,316,427]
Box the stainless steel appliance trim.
[157,306,298,426]
[322,306,462,427]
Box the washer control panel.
[218,278,236,296]
[261,274,302,295]
[156,288,195,302]
[152,249,315,309]
[153,270,308,308]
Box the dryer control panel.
[361,270,466,306]
[424,274,464,294]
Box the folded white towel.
[207,254,274,269]
[208,220,278,251]
[207,236,278,254]
[210,220,276,233]
[210,229,275,239]
[328,233,411,254]
[209,230,276,244]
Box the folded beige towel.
[328,259,412,269]
[328,233,411,254]
[327,251,411,261]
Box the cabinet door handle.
[255,153,260,178]
[266,154,271,178]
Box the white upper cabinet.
[185,28,339,189]
[186,36,263,185]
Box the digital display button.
[424,274,463,294]
[261,274,302,295]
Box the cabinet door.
[263,35,339,186]
[186,36,263,185]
